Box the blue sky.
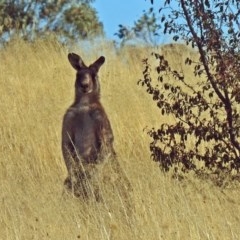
[93,0,155,39]
[92,0,174,43]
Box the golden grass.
[0,38,240,240]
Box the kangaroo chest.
[73,106,98,137]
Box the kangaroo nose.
[81,83,89,89]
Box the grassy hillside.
[0,38,240,240]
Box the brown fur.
[62,53,116,200]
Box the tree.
[138,0,240,178]
[0,0,103,43]
[115,7,161,46]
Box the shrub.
[138,0,240,176]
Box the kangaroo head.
[68,53,105,95]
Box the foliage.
[0,0,103,43]
[115,8,161,46]
[138,0,240,175]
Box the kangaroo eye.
[76,72,92,83]
[76,78,83,86]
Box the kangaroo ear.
[68,53,86,70]
[89,56,105,72]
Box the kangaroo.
[62,53,115,200]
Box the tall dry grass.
[0,38,240,240]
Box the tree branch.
[180,0,226,104]
[224,89,240,152]
[180,0,240,155]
